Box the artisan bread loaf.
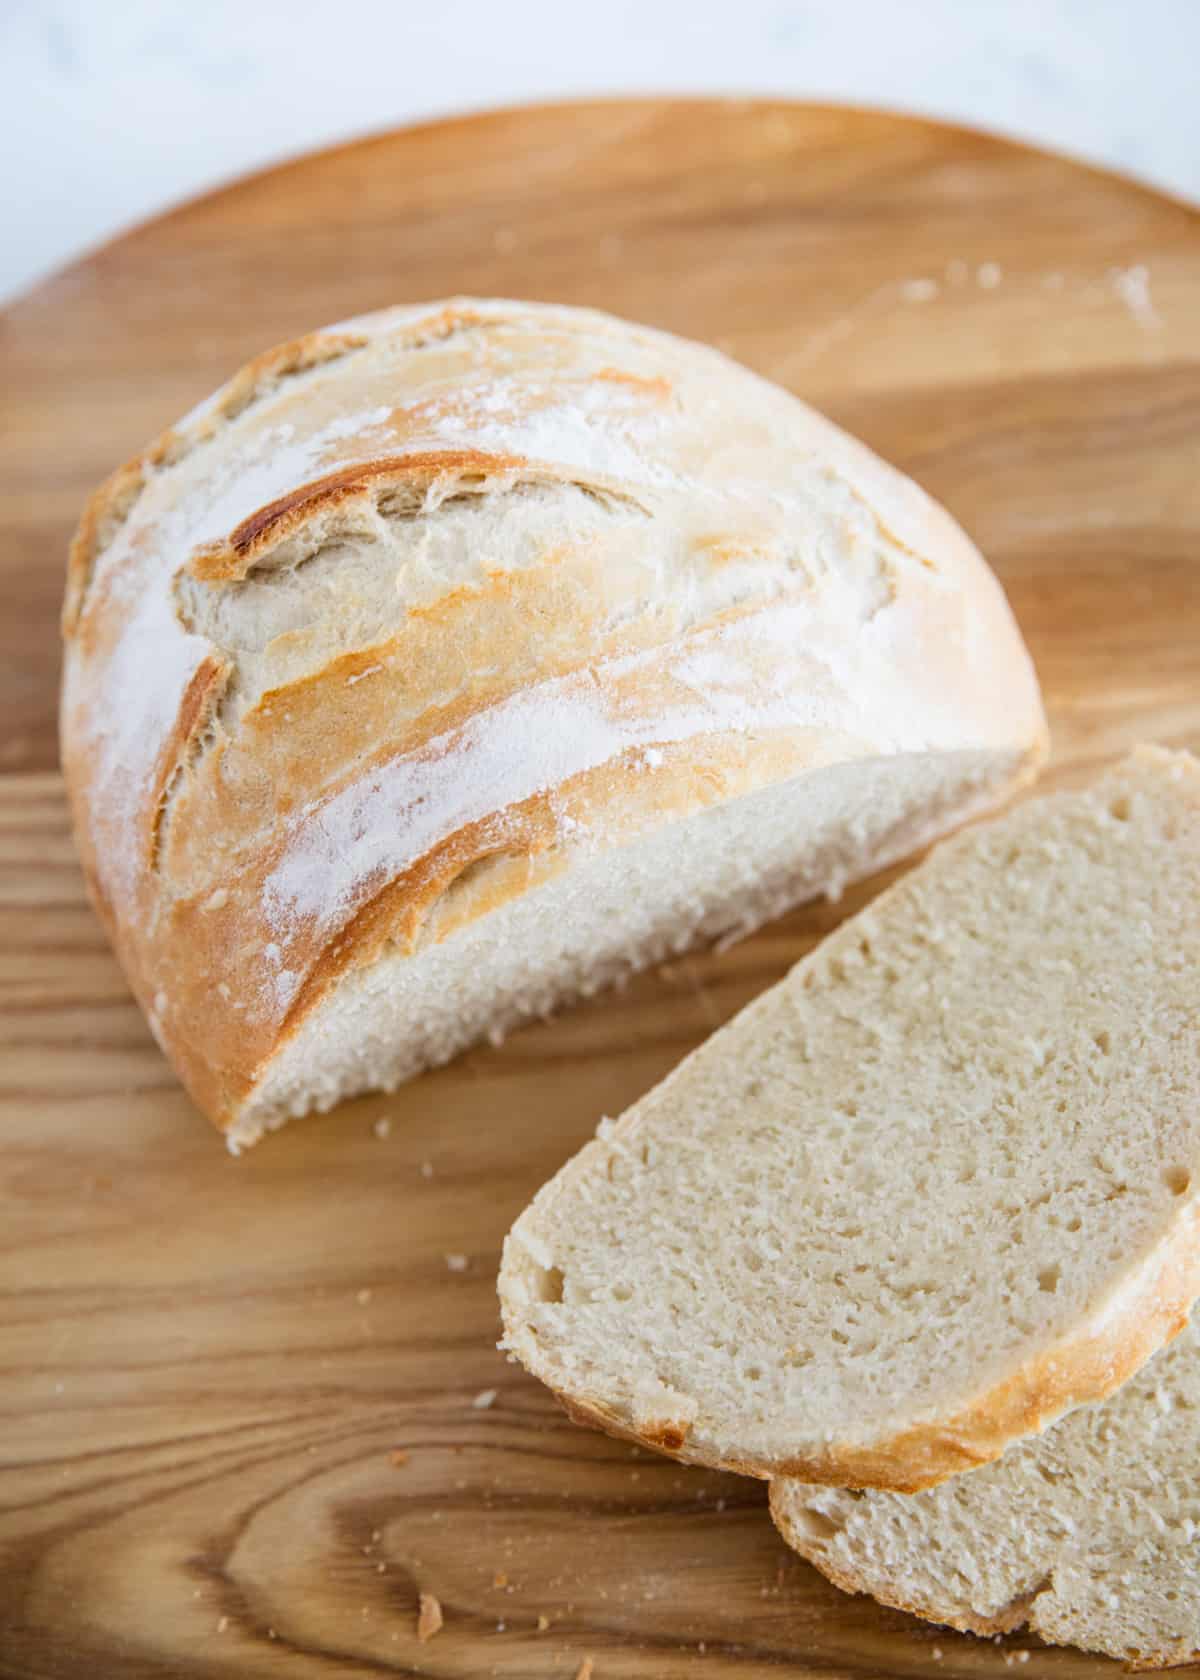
[772,1314,1200,1666]
[60,298,1045,1147]
[500,749,1200,1489]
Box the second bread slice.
[499,748,1200,1490]
[770,1315,1200,1665]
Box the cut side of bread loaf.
[771,1314,1200,1667]
[248,749,1012,1140]
[499,749,1200,1490]
[60,297,1045,1144]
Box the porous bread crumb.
[502,750,1200,1486]
[774,1312,1200,1664]
[417,1592,443,1641]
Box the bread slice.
[59,297,1045,1146]
[771,1313,1200,1667]
[499,748,1200,1490]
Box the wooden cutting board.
[2,100,1198,1680]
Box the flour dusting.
[1109,264,1161,330]
[257,591,1008,1016]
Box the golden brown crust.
[158,541,866,900]
[592,366,673,401]
[186,449,538,580]
[162,729,828,1122]
[63,328,371,635]
[60,296,1048,1137]
[209,330,370,426]
[64,434,176,637]
[146,653,230,873]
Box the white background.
[3,0,1198,305]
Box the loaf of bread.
[61,298,1045,1147]
[499,749,1200,1489]
[771,1314,1200,1666]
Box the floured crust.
[60,297,1047,1136]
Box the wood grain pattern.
[1,99,1198,1678]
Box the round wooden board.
[1,100,1198,1680]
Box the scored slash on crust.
[60,297,1047,1142]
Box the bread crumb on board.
[417,1592,443,1641]
[536,1613,550,1631]
[389,1448,409,1468]
[575,1660,595,1680]
[445,1253,469,1272]
[372,1116,391,1139]
[472,1387,498,1409]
